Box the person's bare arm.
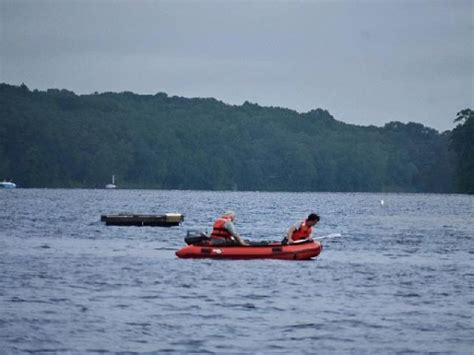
[287,225,297,244]
[225,221,248,246]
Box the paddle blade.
[314,233,342,241]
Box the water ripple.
[1,189,473,353]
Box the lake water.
[1,189,473,353]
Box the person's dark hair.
[307,213,320,222]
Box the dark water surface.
[1,189,473,353]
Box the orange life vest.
[291,220,313,241]
[210,216,233,240]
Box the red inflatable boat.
[175,238,322,260]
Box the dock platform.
[101,213,184,227]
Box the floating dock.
[101,213,184,227]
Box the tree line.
[0,83,471,193]
[449,109,474,194]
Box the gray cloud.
[1,0,472,131]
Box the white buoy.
[381,199,384,206]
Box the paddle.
[313,233,342,241]
[289,233,342,244]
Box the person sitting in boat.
[286,213,320,244]
[210,211,248,246]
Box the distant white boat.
[105,175,117,189]
[0,180,16,189]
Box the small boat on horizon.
[0,180,16,189]
[105,175,117,189]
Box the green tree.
[450,109,474,193]
[0,83,458,192]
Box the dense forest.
[0,83,471,193]
[450,109,474,194]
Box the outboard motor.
[185,230,210,245]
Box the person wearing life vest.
[286,213,320,244]
[210,211,248,246]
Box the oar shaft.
[314,233,342,241]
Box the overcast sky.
[1,0,472,131]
